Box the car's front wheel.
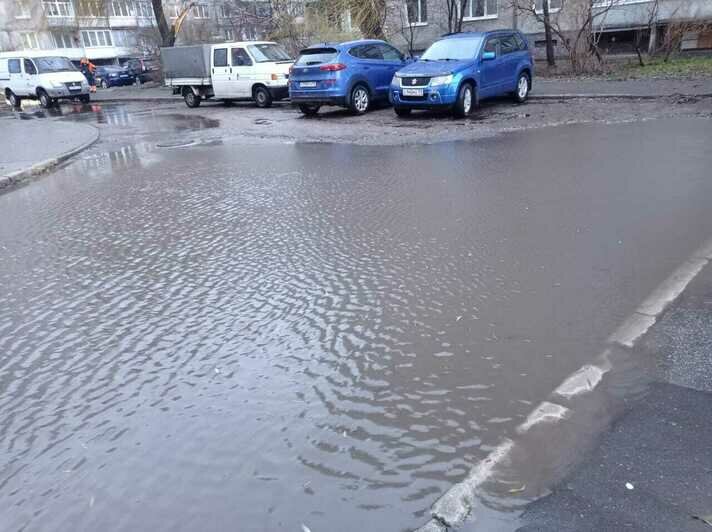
[298,104,320,116]
[7,91,21,108]
[183,88,201,108]
[453,82,476,118]
[514,72,530,103]
[38,89,54,109]
[349,84,370,115]
[394,106,411,117]
[254,86,273,108]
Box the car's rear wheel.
[394,106,411,117]
[7,91,21,108]
[514,72,530,103]
[453,82,476,118]
[38,89,54,109]
[254,86,273,108]
[183,88,201,108]
[349,84,370,115]
[298,104,320,116]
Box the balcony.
[42,0,76,27]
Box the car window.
[231,48,252,66]
[247,43,291,62]
[361,45,384,60]
[295,48,338,66]
[514,33,527,50]
[23,59,37,75]
[348,46,364,59]
[500,34,517,55]
[378,44,403,61]
[213,48,228,67]
[8,59,21,74]
[483,37,498,54]
[421,36,483,61]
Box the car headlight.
[430,74,453,87]
[270,73,287,80]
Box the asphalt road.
[1,104,712,532]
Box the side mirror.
[482,51,496,61]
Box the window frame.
[535,0,562,14]
[230,47,253,67]
[213,47,228,67]
[14,0,31,19]
[193,3,209,18]
[42,0,73,17]
[406,0,428,26]
[8,59,22,74]
[81,29,114,48]
[463,0,498,21]
[52,32,77,48]
[20,32,40,50]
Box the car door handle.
[229,67,232,73]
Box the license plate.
[300,81,317,88]
[120,75,128,78]
[402,88,423,97]
[69,86,81,91]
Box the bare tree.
[151,0,195,47]
[444,0,469,33]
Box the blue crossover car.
[289,39,407,116]
[390,31,533,117]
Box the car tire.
[514,72,530,103]
[254,86,273,108]
[349,84,370,115]
[453,82,475,118]
[38,89,54,109]
[394,106,411,117]
[79,94,90,103]
[183,89,201,108]
[298,104,320,116]
[7,91,21,108]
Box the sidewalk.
[532,77,712,98]
[0,118,99,189]
[518,262,712,532]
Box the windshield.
[247,43,291,63]
[295,48,338,66]
[36,57,76,73]
[420,37,483,61]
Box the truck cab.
[162,41,293,108]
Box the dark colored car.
[390,30,534,118]
[96,65,136,88]
[289,39,408,116]
[122,57,160,84]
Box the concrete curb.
[0,123,100,191]
[413,235,712,532]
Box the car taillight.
[319,63,346,72]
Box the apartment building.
[385,0,712,57]
[0,0,274,64]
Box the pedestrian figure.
[79,57,96,93]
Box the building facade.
[385,0,712,58]
[0,0,274,64]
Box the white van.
[0,54,90,108]
[161,41,293,108]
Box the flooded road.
[2,105,712,532]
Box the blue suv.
[289,40,407,116]
[390,31,533,118]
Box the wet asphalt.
[1,102,712,532]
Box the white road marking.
[636,258,707,317]
[516,401,570,433]
[608,312,657,348]
[553,361,609,399]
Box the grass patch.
[618,56,712,79]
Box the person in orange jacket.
[79,57,96,93]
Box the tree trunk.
[542,0,556,67]
[152,0,176,47]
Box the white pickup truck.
[161,41,293,108]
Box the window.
[231,48,252,66]
[20,32,40,49]
[53,32,78,48]
[247,43,290,62]
[378,44,404,61]
[466,0,497,19]
[8,59,21,74]
[483,37,498,54]
[219,5,227,17]
[213,47,228,66]
[224,28,234,40]
[421,36,483,60]
[81,30,113,47]
[14,0,31,18]
[295,48,338,66]
[111,0,133,17]
[406,0,427,25]
[535,0,562,12]
[500,34,517,54]
[24,58,37,75]
[193,4,209,18]
[514,33,527,50]
[76,0,104,17]
[43,0,73,17]
[136,1,152,17]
